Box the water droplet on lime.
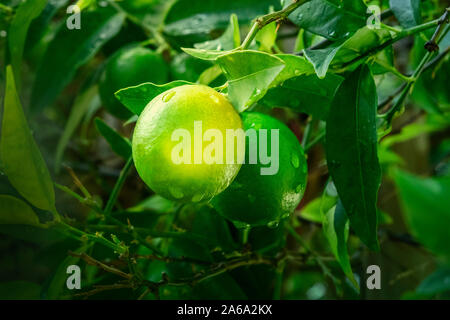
[191,194,203,203]
[291,153,300,168]
[169,187,184,199]
[162,91,176,102]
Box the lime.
[99,46,168,119]
[211,112,308,226]
[132,84,243,202]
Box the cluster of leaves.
[0,0,449,300]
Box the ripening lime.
[99,46,169,119]
[132,84,243,202]
[211,112,308,227]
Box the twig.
[69,251,132,280]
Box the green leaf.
[0,195,46,228]
[260,73,343,120]
[417,267,450,296]
[1,66,55,212]
[304,42,344,78]
[323,201,358,289]
[304,27,391,78]
[381,116,449,148]
[289,0,367,40]
[273,54,315,84]
[217,50,285,112]
[115,80,192,115]
[182,47,230,61]
[255,21,277,52]
[94,118,132,160]
[163,0,281,46]
[194,14,239,51]
[389,0,421,28]
[300,194,337,223]
[0,281,41,300]
[31,6,125,112]
[325,64,381,250]
[395,170,450,258]
[55,85,100,172]
[8,0,47,85]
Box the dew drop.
[162,91,176,102]
[267,220,279,229]
[281,213,290,220]
[169,187,184,199]
[294,69,301,76]
[329,30,336,37]
[192,194,203,203]
[291,153,300,168]
[0,30,7,38]
[210,94,220,104]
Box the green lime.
[132,84,243,202]
[211,112,308,227]
[99,46,169,119]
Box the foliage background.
[0,0,449,300]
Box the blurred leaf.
[417,266,450,296]
[45,245,89,299]
[8,0,47,84]
[0,281,41,300]
[289,0,367,40]
[127,195,176,213]
[377,145,405,166]
[31,6,125,112]
[194,13,239,51]
[163,0,281,46]
[55,85,100,172]
[389,0,421,28]
[0,195,46,228]
[94,118,132,160]
[326,64,380,250]
[381,116,449,148]
[395,170,450,259]
[119,0,175,27]
[1,66,55,212]
[115,80,192,115]
[323,201,358,289]
[170,53,213,82]
[260,73,343,120]
[217,50,285,111]
[197,65,223,85]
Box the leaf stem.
[104,156,133,215]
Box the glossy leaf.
[323,200,358,289]
[289,0,367,40]
[194,14,239,51]
[261,73,343,120]
[182,47,230,61]
[304,27,391,78]
[1,66,55,212]
[273,54,315,84]
[115,80,192,115]
[217,50,285,112]
[389,0,421,28]
[8,0,47,84]
[0,195,46,228]
[31,6,125,112]
[163,0,281,46]
[55,85,101,172]
[95,118,132,160]
[325,64,381,250]
[395,170,450,258]
[300,194,337,223]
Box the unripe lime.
[211,112,308,227]
[132,85,243,202]
[99,46,168,119]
